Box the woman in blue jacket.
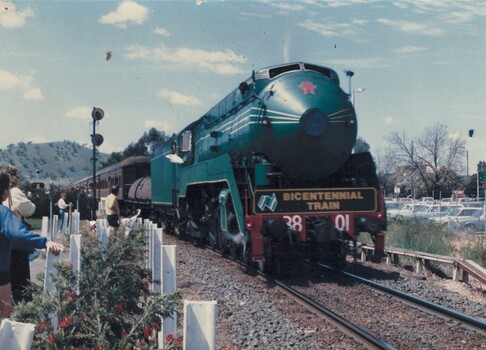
[0,173,64,319]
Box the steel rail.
[266,275,397,350]
[205,244,396,349]
[319,264,486,334]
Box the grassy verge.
[360,218,486,269]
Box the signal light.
[92,107,104,121]
[91,133,104,146]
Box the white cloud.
[144,119,174,133]
[0,1,34,29]
[98,141,119,154]
[393,46,426,53]
[154,26,170,36]
[384,116,395,126]
[327,57,390,69]
[298,20,357,37]
[157,89,201,106]
[99,1,149,29]
[0,69,23,89]
[66,106,93,120]
[377,18,445,36]
[24,88,44,100]
[24,136,49,144]
[0,69,43,100]
[125,44,247,75]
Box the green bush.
[12,231,182,349]
[462,236,486,267]
[384,218,455,256]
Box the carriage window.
[181,130,192,152]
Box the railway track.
[319,263,486,334]
[170,235,486,349]
[260,273,396,350]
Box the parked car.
[431,207,482,230]
[451,210,486,234]
[415,204,451,220]
[389,203,431,220]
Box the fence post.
[158,244,176,349]
[151,228,162,293]
[43,250,61,330]
[51,215,59,241]
[41,216,49,238]
[0,319,36,350]
[183,300,217,350]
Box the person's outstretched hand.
[46,241,64,256]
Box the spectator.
[1,166,36,303]
[105,186,120,234]
[57,192,72,233]
[1,174,64,318]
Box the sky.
[1,0,485,174]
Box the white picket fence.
[0,214,217,350]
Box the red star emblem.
[298,81,316,95]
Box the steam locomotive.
[150,62,386,271]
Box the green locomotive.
[151,62,386,271]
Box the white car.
[450,209,486,234]
[431,207,482,229]
[388,203,431,220]
[415,204,450,220]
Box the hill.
[0,141,108,186]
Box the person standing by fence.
[105,185,120,234]
[1,166,36,303]
[0,173,64,319]
[57,192,72,234]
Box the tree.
[374,147,397,196]
[100,128,169,167]
[385,123,466,195]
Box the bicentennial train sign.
[254,188,378,214]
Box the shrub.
[383,218,455,256]
[12,231,182,349]
[462,236,486,267]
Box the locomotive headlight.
[300,108,328,137]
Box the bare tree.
[374,147,397,195]
[386,123,466,194]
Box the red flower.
[121,331,129,337]
[152,322,160,331]
[166,333,174,342]
[174,337,183,346]
[113,303,124,314]
[143,325,152,339]
[37,320,47,333]
[93,345,101,350]
[58,315,72,329]
[47,334,57,345]
[124,265,135,271]
[63,290,77,299]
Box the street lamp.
[352,87,365,106]
[345,70,354,96]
